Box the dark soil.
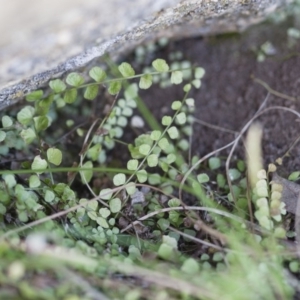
[140,16,300,177]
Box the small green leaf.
[147,154,158,167]
[158,138,169,150]
[167,153,176,164]
[20,128,36,144]
[3,174,16,188]
[26,90,43,102]
[45,190,55,203]
[47,148,62,166]
[99,208,111,218]
[29,175,41,188]
[80,161,93,183]
[168,198,181,207]
[183,84,191,92]
[64,89,77,104]
[0,131,6,142]
[208,157,221,170]
[110,198,122,213]
[2,116,13,128]
[139,144,151,156]
[152,59,169,72]
[96,216,109,228]
[139,74,153,89]
[87,144,101,161]
[87,199,98,211]
[167,126,179,139]
[197,173,209,184]
[228,168,241,181]
[127,159,139,170]
[192,79,201,89]
[113,173,126,186]
[176,112,186,124]
[17,106,35,125]
[195,67,205,79]
[118,62,135,77]
[99,188,113,200]
[66,72,85,87]
[31,155,48,174]
[181,258,199,274]
[148,173,161,185]
[171,71,183,84]
[88,211,98,220]
[136,170,147,183]
[89,66,106,82]
[150,130,161,141]
[108,81,122,95]
[171,101,182,110]
[49,79,66,93]
[158,219,170,231]
[84,84,99,100]
[288,171,300,181]
[34,116,49,132]
[162,116,172,126]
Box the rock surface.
[0,0,291,110]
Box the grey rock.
[0,0,291,110]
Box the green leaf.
[31,155,48,174]
[127,159,139,171]
[80,161,93,183]
[87,199,98,211]
[167,126,179,139]
[26,90,43,102]
[288,171,300,181]
[47,148,62,166]
[3,174,16,188]
[87,144,101,161]
[176,112,186,124]
[99,208,111,218]
[158,138,169,151]
[147,154,158,167]
[171,71,183,84]
[109,198,122,213]
[150,130,161,141]
[108,81,122,95]
[2,116,13,128]
[195,67,205,79]
[96,216,109,228]
[84,84,99,100]
[162,116,172,126]
[89,66,106,82]
[183,84,191,92]
[208,157,221,170]
[99,188,113,200]
[49,79,66,93]
[228,168,241,181]
[118,62,135,77]
[171,101,182,110]
[45,190,55,203]
[113,173,126,186]
[139,74,153,89]
[29,175,41,188]
[181,258,199,274]
[168,198,181,207]
[152,59,169,72]
[197,173,209,184]
[139,144,151,156]
[20,128,36,144]
[17,106,35,125]
[66,72,85,87]
[167,153,176,164]
[64,89,77,104]
[136,170,147,183]
[192,79,201,89]
[157,218,170,231]
[0,131,6,142]
[34,116,49,132]
[148,173,161,185]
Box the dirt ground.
[139,15,300,176]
